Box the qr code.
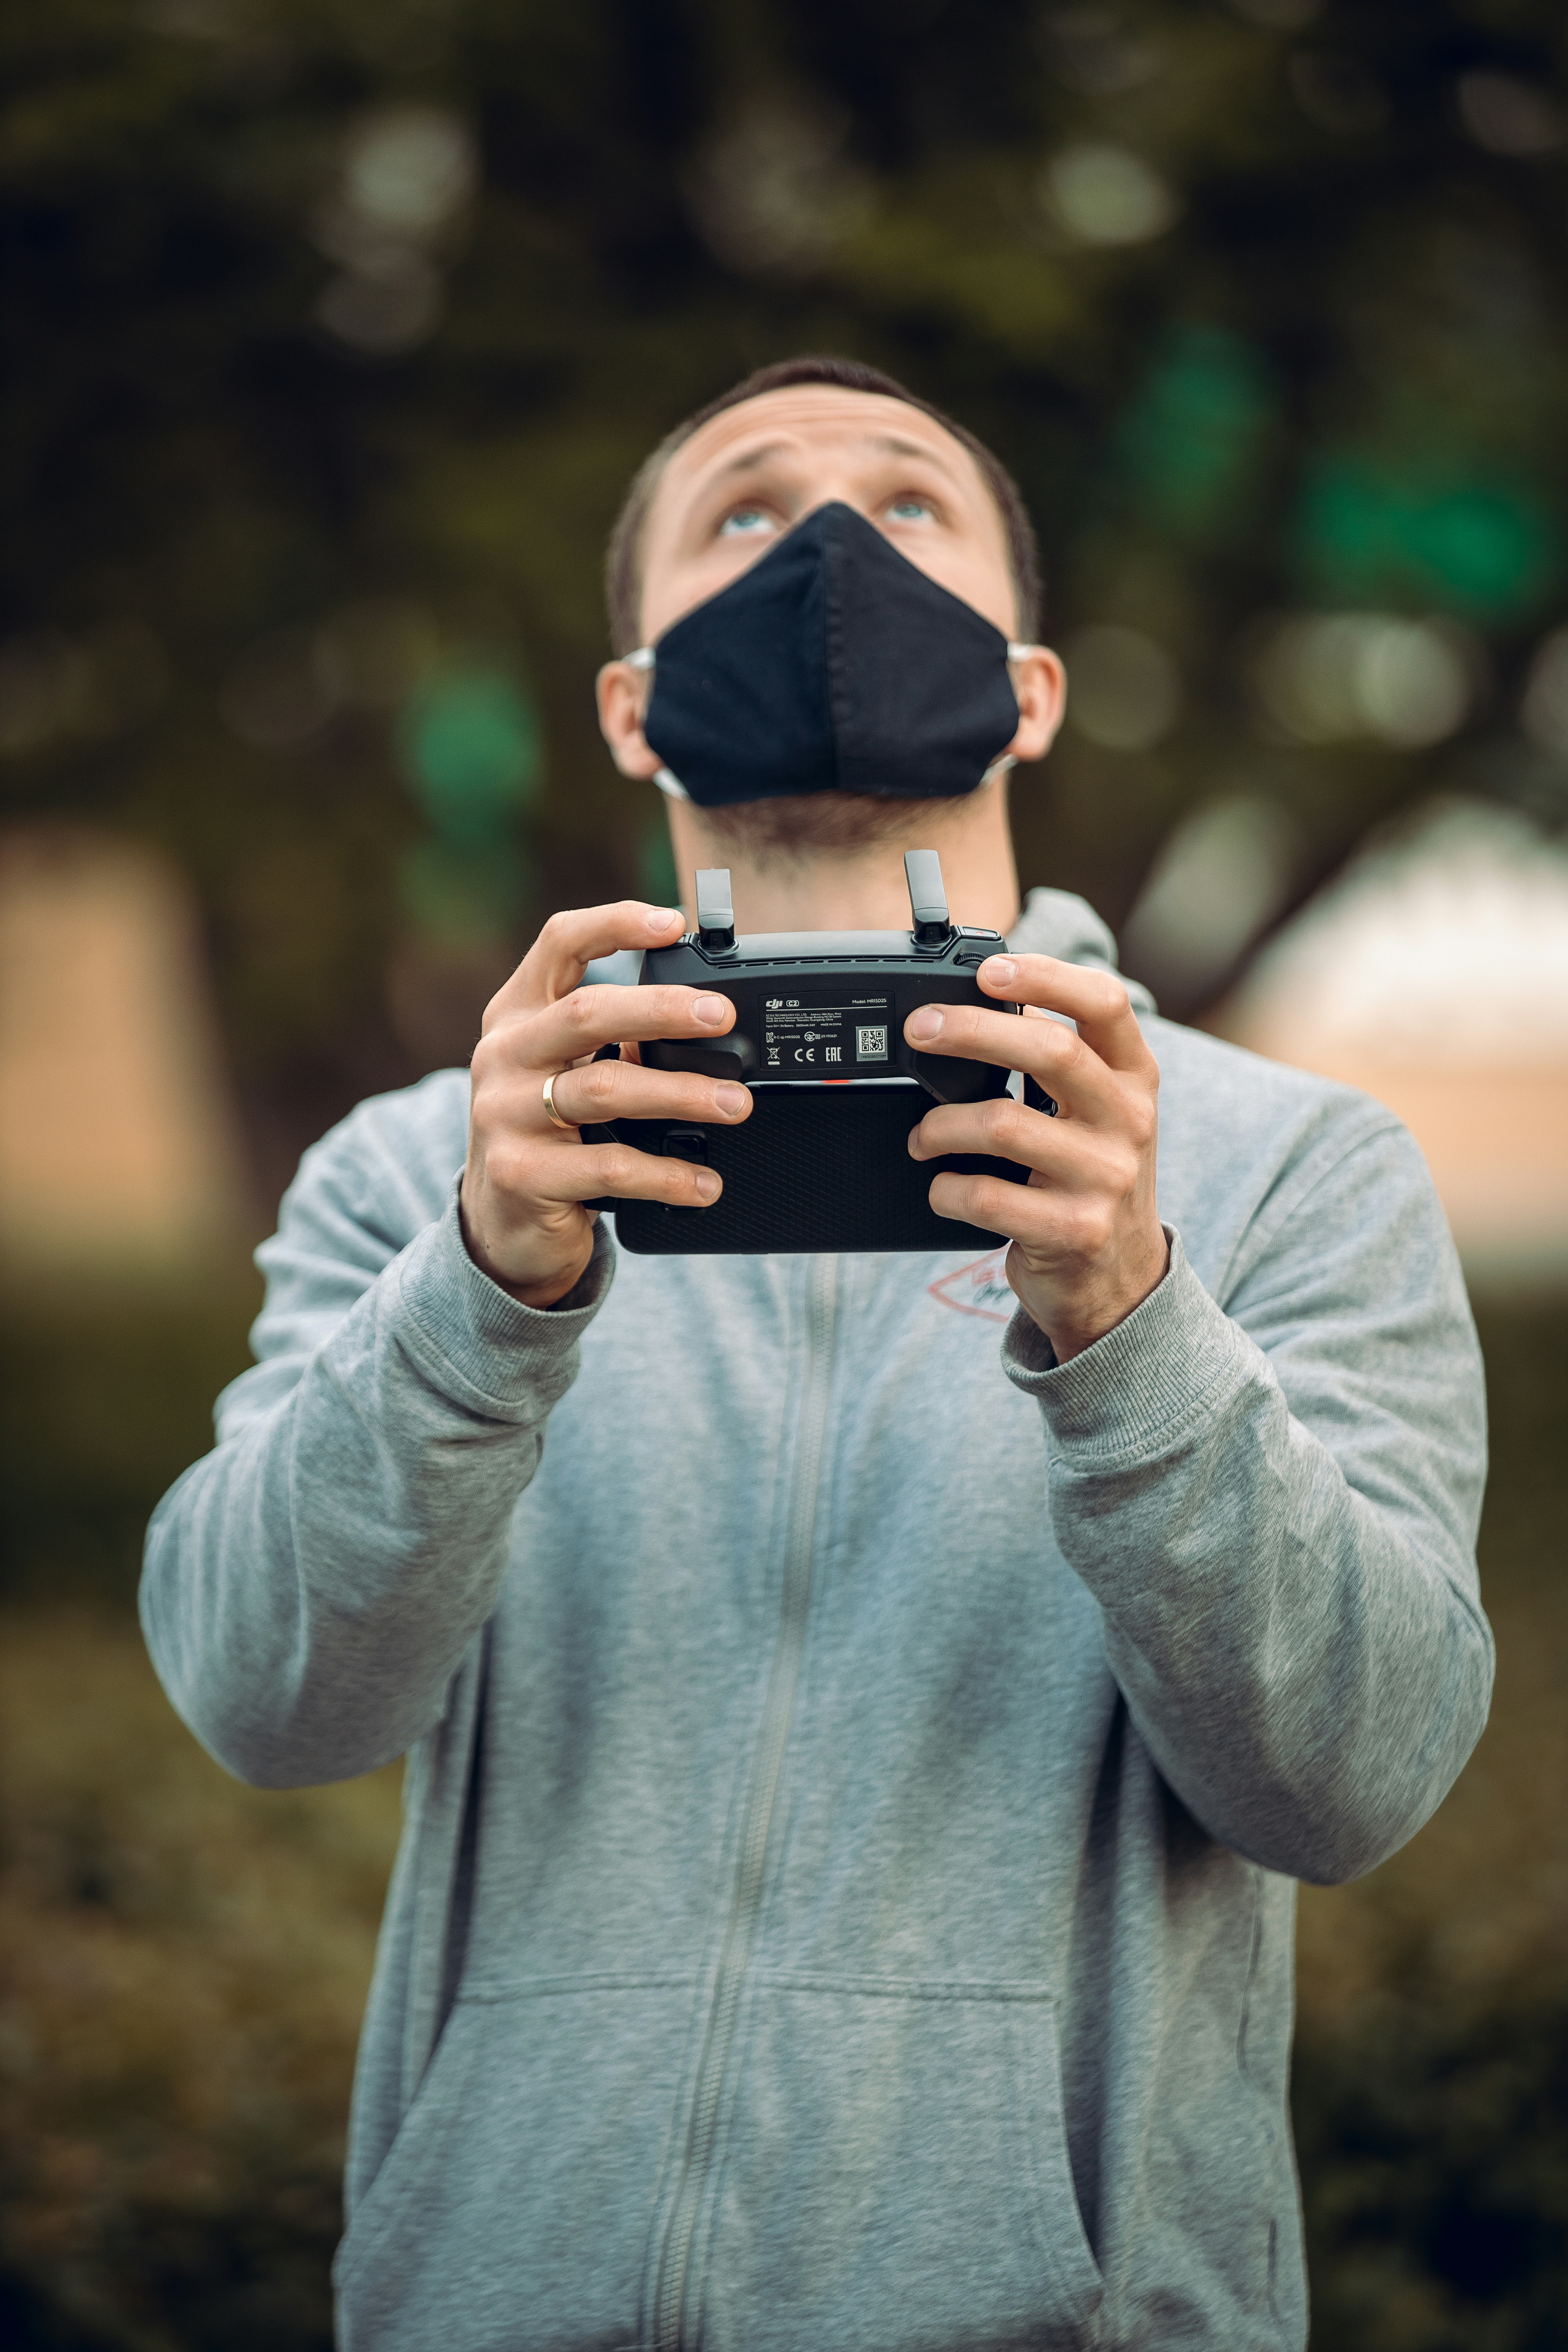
[856,1025,888,1058]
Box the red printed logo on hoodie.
[927,1247,1014,1323]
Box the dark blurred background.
[1,2,1565,2345]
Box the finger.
[490,902,687,1019]
[545,1058,753,1128]
[925,1168,1110,1248]
[976,954,1153,1076]
[902,1001,1123,1121]
[909,1094,1118,1181]
[530,1139,722,1208]
[523,982,735,1070]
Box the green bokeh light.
[395,665,541,944]
[1114,326,1278,539]
[1295,457,1562,621]
[397,668,542,848]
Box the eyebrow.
[865,431,962,481]
[704,429,964,488]
[710,440,791,482]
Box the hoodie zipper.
[651,1253,840,2352]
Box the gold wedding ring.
[541,1071,577,1132]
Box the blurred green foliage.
[1291,1294,1568,2352]
[0,1607,397,2352]
[1295,1999,1568,2352]
[5,0,1568,1179]
[0,1267,262,1602]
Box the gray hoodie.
[141,888,1491,2352]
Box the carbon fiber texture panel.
[602,1083,1028,1255]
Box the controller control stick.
[695,869,736,953]
[904,849,953,949]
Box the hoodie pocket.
[696,1979,1105,2352]
[332,1997,484,2333]
[333,1977,698,2352]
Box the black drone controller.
[587,851,1050,1255]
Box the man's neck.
[665,778,1022,937]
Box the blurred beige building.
[0,827,248,1276]
[1214,801,1568,1287]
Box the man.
[142,355,1491,2351]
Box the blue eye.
[887,497,934,524]
[719,507,777,538]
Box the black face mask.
[633,500,1025,808]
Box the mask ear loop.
[623,648,692,799]
[984,643,1045,786]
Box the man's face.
[597,382,1064,798]
[635,384,1023,645]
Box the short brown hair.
[604,354,1042,654]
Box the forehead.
[655,384,995,512]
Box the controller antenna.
[695,868,737,952]
[904,850,952,948]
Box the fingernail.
[651,907,682,930]
[693,994,728,1026]
[715,1083,748,1116]
[695,1170,721,1201]
[907,1006,944,1042]
[984,956,1017,985]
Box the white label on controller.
[762,992,891,1070]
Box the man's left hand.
[905,954,1168,1363]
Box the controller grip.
[907,1049,1009,1106]
[643,1034,757,1082]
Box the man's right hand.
[461,901,752,1308]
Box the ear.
[1003,646,1067,764]
[596,659,664,780]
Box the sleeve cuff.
[1000,1228,1252,1466]
[393,1178,615,1418]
